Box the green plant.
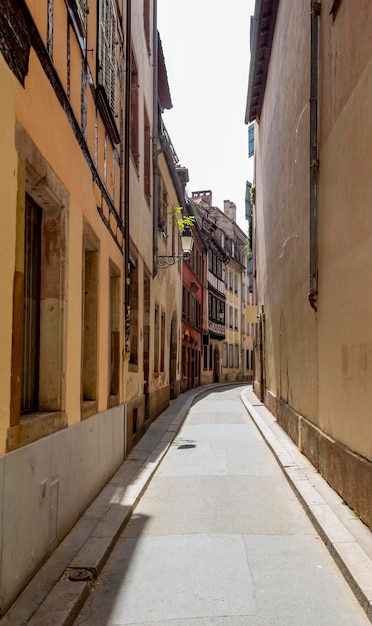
[250,184,256,206]
[174,207,195,230]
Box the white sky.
[157,0,255,232]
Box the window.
[129,257,138,366]
[66,0,87,36]
[212,254,217,275]
[228,344,233,367]
[47,0,54,58]
[22,197,42,413]
[96,0,120,145]
[158,176,168,234]
[154,304,159,372]
[108,263,120,403]
[144,107,151,203]
[182,286,186,319]
[248,122,254,158]
[143,0,151,53]
[9,132,68,451]
[212,297,216,321]
[222,343,227,367]
[81,224,98,416]
[98,0,116,113]
[160,311,165,372]
[234,344,239,368]
[196,300,201,330]
[130,52,139,168]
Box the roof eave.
[245,0,280,124]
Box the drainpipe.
[123,0,131,456]
[124,0,131,304]
[308,0,321,312]
[152,0,159,277]
[124,0,131,344]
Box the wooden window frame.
[108,261,121,407]
[144,106,151,204]
[9,133,68,451]
[81,222,99,419]
[143,0,151,54]
[130,51,139,169]
[96,0,120,145]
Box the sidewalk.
[241,387,372,622]
[2,383,372,624]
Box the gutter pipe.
[124,0,131,315]
[152,1,159,277]
[308,1,321,311]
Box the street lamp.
[157,226,194,268]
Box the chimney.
[191,190,213,206]
[176,166,189,188]
[224,200,236,223]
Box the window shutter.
[76,0,87,31]
[99,0,116,113]
[248,123,254,158]
[66,0,87,36]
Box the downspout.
[152,1,159,277]
[122,0,132,457]
[308,0,321,311]
[124,0,131,347]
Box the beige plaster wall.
[128,0,154,269]
[0,0,127,607]
[254,0,318,421]
[318,56,372,461]
[0,58,18,450]
[125,0,182,419]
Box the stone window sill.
[7,411,67,452]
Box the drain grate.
[63,567,95,582]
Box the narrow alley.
[71,386,370,626]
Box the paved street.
[73,386,370,626]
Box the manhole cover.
[69,569,92,582]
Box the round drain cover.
[69,569,91,581]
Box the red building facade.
[181,214,205,391]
